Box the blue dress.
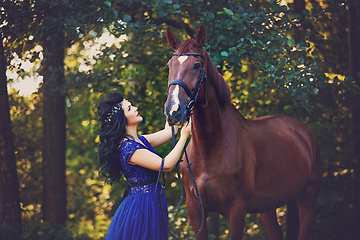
[105,136,169,240]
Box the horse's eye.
[193,63,200,70]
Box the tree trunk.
[0,40,22,230]
[41,30,67,226]
[348,1,360,238]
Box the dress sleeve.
[119,140,145,164]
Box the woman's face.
[121,100,143,126]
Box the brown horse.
[164,25,322,240]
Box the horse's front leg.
[186,190,209,240]
[228,200,247,240]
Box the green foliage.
[209,2,327,106]
[24,221,72,240]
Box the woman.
[98,92,191,240]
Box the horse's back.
[250,114,320,170]
[251,114,317,149]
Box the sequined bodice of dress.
[118,136,159,194]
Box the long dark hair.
[97,92,131,184]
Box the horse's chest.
[181,145,243,211]
[188,171,232,212]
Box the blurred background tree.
[1,0,359,239]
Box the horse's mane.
[176,38,231,106]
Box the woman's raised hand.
[181,118,192,139]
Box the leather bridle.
[167,52,207,116]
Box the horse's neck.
[191,82,248,153]
[191,90,225,151]
[191,58,247,151]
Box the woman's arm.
[143,121,179,149]
[129,120,191,172]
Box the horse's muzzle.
[165,102,189,125]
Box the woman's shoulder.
[119,137,145,153]
[118,137,147,163]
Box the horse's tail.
[286,199,299,240]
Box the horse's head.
[164,25,207,125]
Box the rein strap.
[155,125,204,240]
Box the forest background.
[1,0,359,239]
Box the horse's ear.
[166,27,180,50]
[195,25,206,47]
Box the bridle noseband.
[167,52,207,115]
